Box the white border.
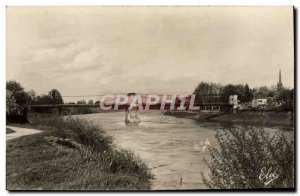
[0,1,298,196]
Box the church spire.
[277,68,283,90]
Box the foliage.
[35,95,52,105]
[6,80,26,112]
[252,86,274,98]
[194,82,253,102]
[244,83,253,102]
[194,82,223,96]
[202,126,294,189]
[194,81,293,111]
[77,100,87,104]
[6,80,66,114]
[7,117,152,190]
[25,90,36,105]
[48,89,64,104]
[6,90,19,114]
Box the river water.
[75,111,294,190]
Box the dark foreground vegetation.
[202,125,294,189]
[6,116,152,190]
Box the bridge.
[7,94,235,123]
[27,94,234,111]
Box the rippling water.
[74,111,294,190]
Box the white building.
[229,95,239,109]
[252,98,268,108]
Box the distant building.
[229,95,239,109]
[277,68,283,90]
[252,98,268,108]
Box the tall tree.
[194,82,223,96]
[6,90,18,114]
[48,89,64,104]
[194,82,211,96]
[244,83,253,102]
[6,80,26,107]
[88,99,94,105]
[222,84,237,97]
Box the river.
[74,110,294,190]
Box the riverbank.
[6,116,152,190]
[164,111,294,129]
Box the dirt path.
[6,126,42,141]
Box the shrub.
[202,126,294,189]
[29,116,112,152]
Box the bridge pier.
[125,93,140,124]
[125,107,140,124]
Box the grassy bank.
[6,128,15,134]
[207,112,293,128]
[6,116,152,190]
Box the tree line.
[6,80,97,115]
[193,81,294,111]
[6,80,294,115]
[6,80,64,114]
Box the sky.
[6,7,294,102]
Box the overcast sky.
[7,7,294,102]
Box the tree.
[32,95,53,113]
[252,86,270,98]
[35,95,52,105]
[25,90,36,105]
[275,88,293,112]
[6,80,26,108]
[194,82,211,96]
[48,89,64,104]
[194,82,223,96]
[222,84,237,97]
[77,100,86,104]
[276,88,291,102]
[88,99,94,105]
[202,126,294,189]
[6,90,18,114]
[244,83,253,102]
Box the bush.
[202,126,294,189]
[28,116,112,152]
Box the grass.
[6,128,15,134]
[6,116,152,190]
[209,112,294,128]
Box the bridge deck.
[28,103,233,110]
